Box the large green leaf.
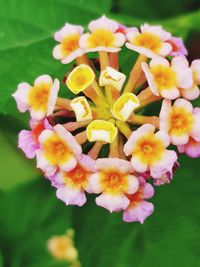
[0,178,73,267]
[73,154,200,267]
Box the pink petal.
[56,186,86,206]
[96,192,130,212]
[18,130,38,159]
[123,200,154,223]
[95,158,134,173]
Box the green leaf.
[0,179,73,267]
[0,0,112,114]
[0,114,39,190]
[73,154,200,267]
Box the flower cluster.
[13,15,200,223]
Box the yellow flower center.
[88,29,115,48]
[169,107,193,135]
[133,32,162,52]
[61,34,80,56]
[43,134,72,165]
[134,134,165,164]
[29,83,50,110]
[151,65,177,90]
[101,170,127,193]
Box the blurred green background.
[0,0,200,266]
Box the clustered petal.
[12,15,200,224]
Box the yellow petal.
[86,120,118,143]
[66,64,95,94]
[112,93,140,121]
[99,66,126,91]
[70,96,92,121]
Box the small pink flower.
[12,75,60,120]
[142,56,193,100]
[79,15,126,53]
[124,124,177,179]
[88,158,139,212]
[18,118,52,159]
[160,100,200,146]
[51,154,96,206]
[167,37,188,57]
[53,23,84,64]
[123,177,154,223]
[126,23,172,58]
[36,124,82,176]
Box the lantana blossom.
[79,15,126,53]
[123,177,154,223]
[89,158,139,212]
[126,23,172,58]
[51,155,96,206]
[53,23,84,64]
[12,75,60,120]
[12,15,200,223]
[142,56,193,100]
[160,99,200,146]
[36,124,82,176]
[124,124,177,179]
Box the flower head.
[89,158,139,212]
[160,100,200,145]
[124,124,177,178]
[79,15,126,53]
[142,56,193,99]
[123,177,154,223]
[126,23,172,58]
[12,75,60,120]
[53,23,84,64]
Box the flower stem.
[75,130,87,145]
[109,52,119,70]
[87,142,104,159]
[128,114,160,128]
[109,135,119,157]
[116,121,132,139]
[124,55,147,93]
[137,87,162,107]
[56,97,72,110]
[63,120,91,132]
[99,51,109,70]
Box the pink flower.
[88,158,139,212]
[126,23,172,58]
[18,118,52,159]
[160,100,200,146]
[123,177,154,223]
[51,155,96,206]
[36,124,82,176]
[12,75,60,120]
[53,23,84,64]
[167,37,188,57]
[142,56,193,100]
[124,124,177,179]
[79,15,126,53]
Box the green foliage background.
[0,0,200,266]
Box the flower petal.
[56,186,86,206]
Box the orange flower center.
[32,122,46,142]
[127,190,142,208]
[61,34,80,55]
[64,164,89,188]
[133,32,162,52]
[169,107,193,135]
[43,135,72,165]
[88,29,115,48]
[101,170,127,193]
[134,134,164,164]
[29,83,50,110]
